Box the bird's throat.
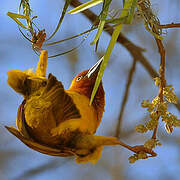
[71,82,105,122]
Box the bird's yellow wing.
[6,73,82,154]
[24,73,81,127]
[43,73,81,123]
[13,73,81,146]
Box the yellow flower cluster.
[137,77,179,134]
[132,77,179,163]
[154,77,161,86]
[141,99,155,112]
[163,85,178,104]
[135,124,147,133]
[144,139,161,149]
[132,77,180,163]
[129,152,148,164]
[162,112,180,133]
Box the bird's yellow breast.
[50,90,99,137]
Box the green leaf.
[90,0,136,105]
[90,24,123,105]
[46,0,72,41]
[125,0,137,24]
[68,0,103,14]
[90,20,105,45]
[123,0,125,7]
[106,16,128,24]
[90,0,112,45]
[89,56,104,105]
[19,0,31,17]
[7,12,30,29]
[120,0,136,19]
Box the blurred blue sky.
[1,0,180,180]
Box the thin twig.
[115,59,137,138]
[137,0,166,139]
[155,39,166,99]
[152,125,158,139]
[115,139,157,157]
[151,38,166,139]
[159,23,180,29]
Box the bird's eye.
[76,76,82,82]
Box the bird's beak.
[86,56,104,78]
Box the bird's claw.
[131,145,157,157]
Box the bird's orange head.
[69,58,105,120]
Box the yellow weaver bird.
[6,50,155,164]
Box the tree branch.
[115,59,137,138]
[159,23,180,29]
